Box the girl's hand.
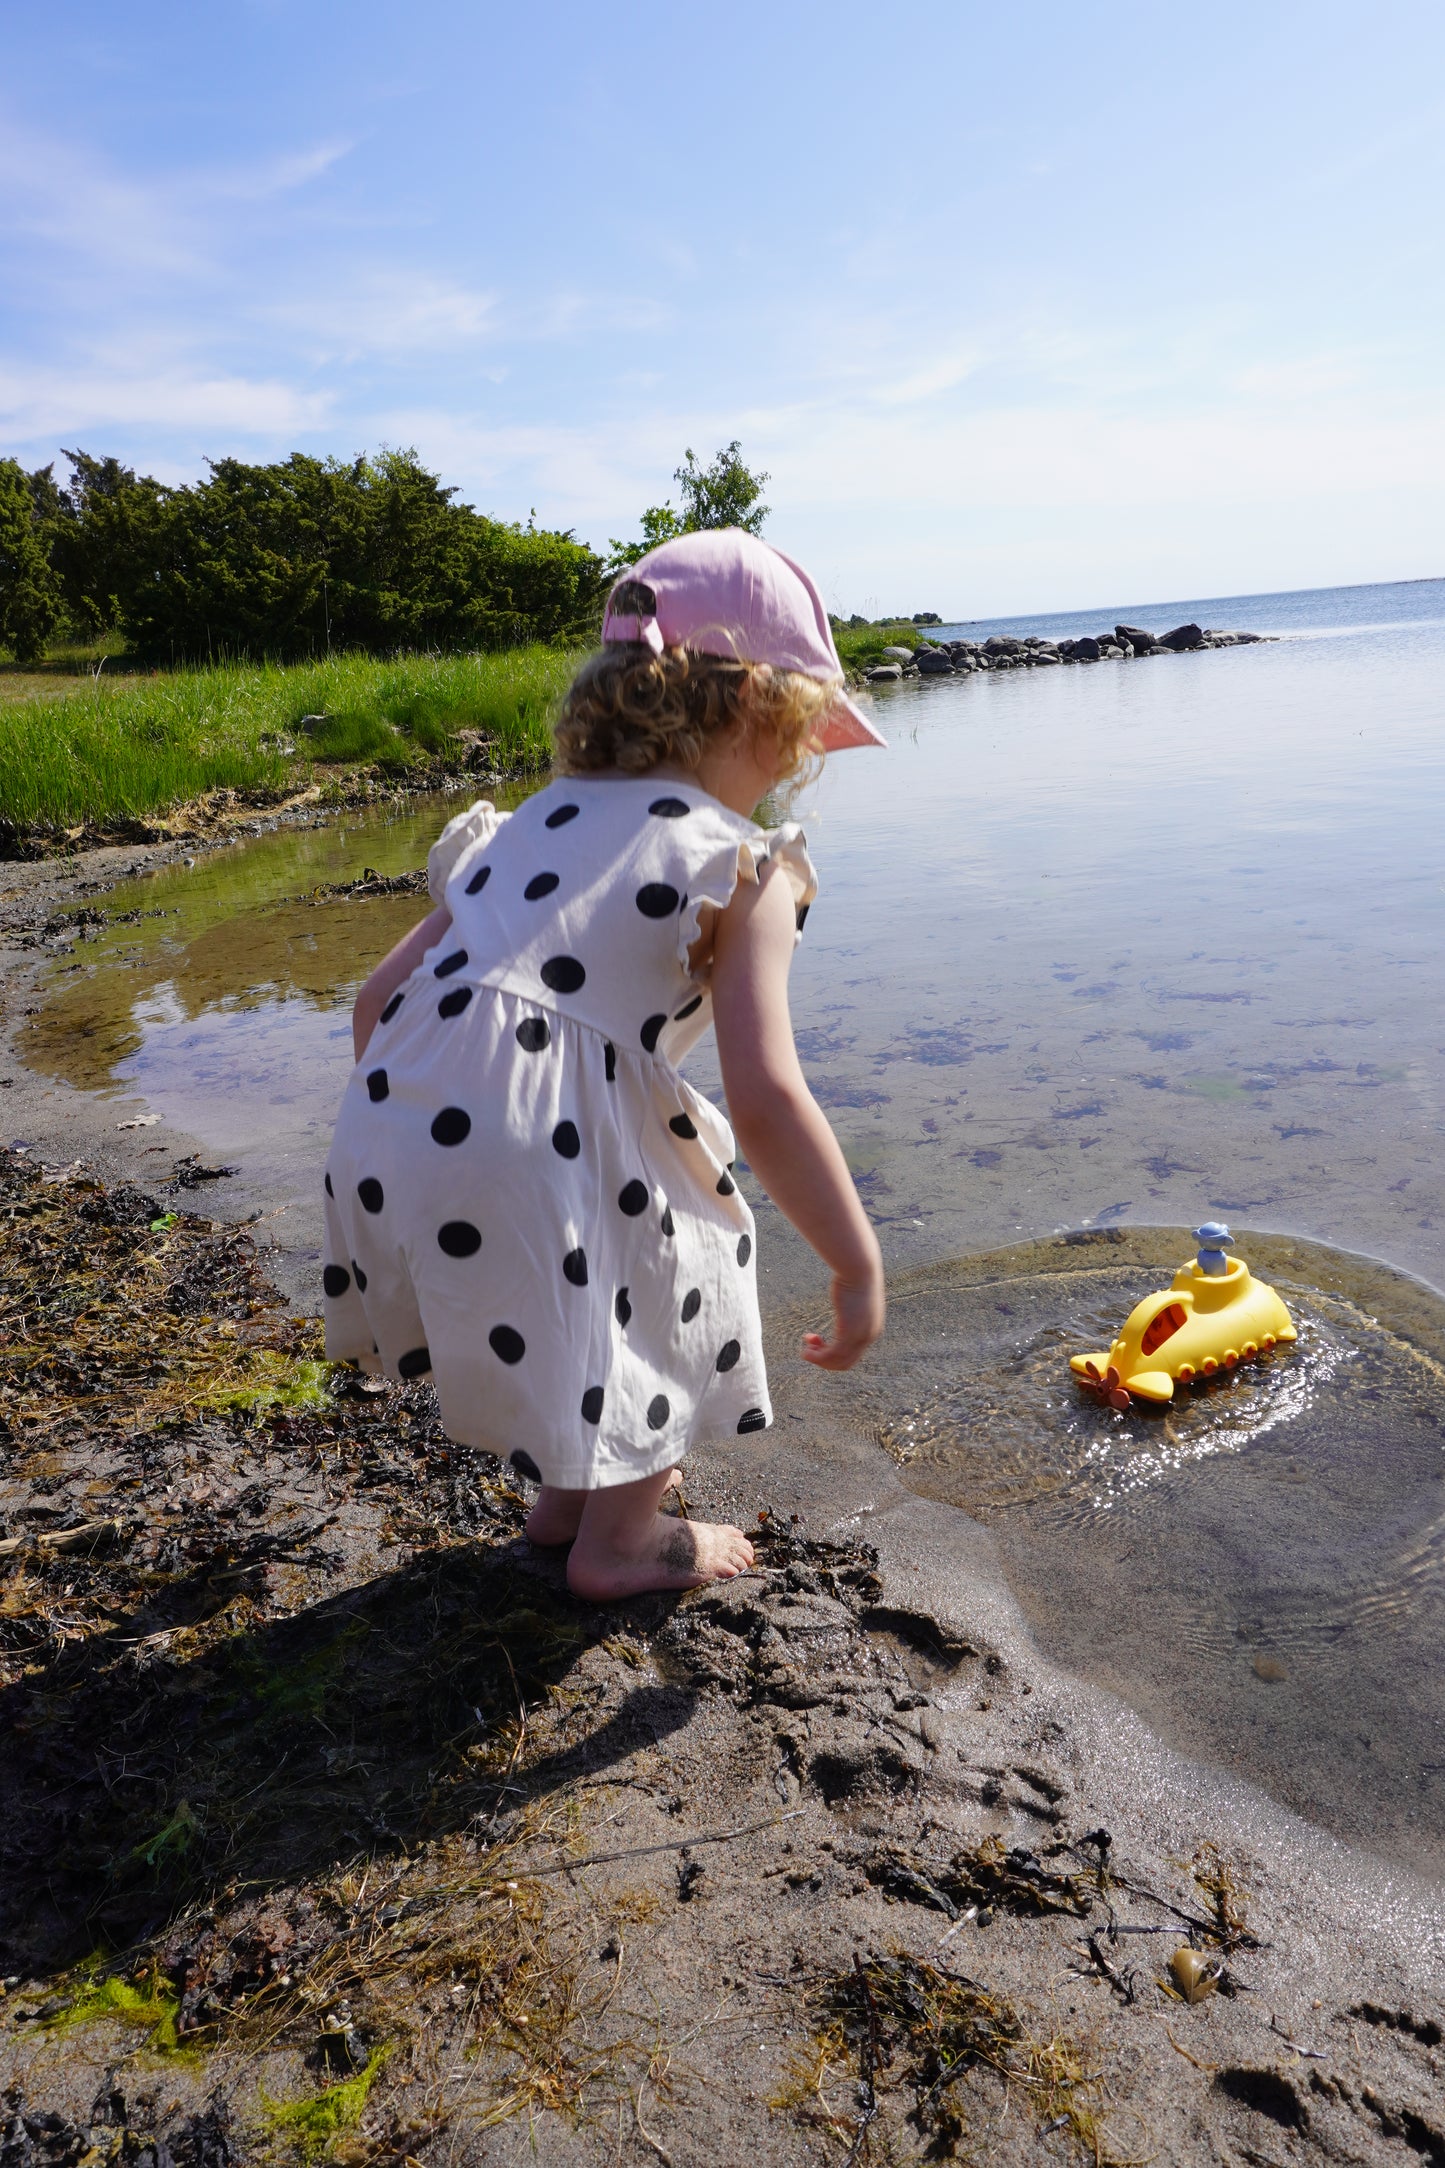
[802,1268,886,1371]
[353,904,452,1061]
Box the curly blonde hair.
[552,642,836,787]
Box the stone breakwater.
[862,620,1271,682]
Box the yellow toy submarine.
[1070,1224,1297,1409]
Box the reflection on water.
[865,1227,1445,1877]
[24,791,526,1170]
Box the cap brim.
[816,689,887,751]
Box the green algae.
[47,1963,184,2053]
[263,2047,391,2158]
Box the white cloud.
[0,363,333,448]
[208,140,355,202]
[262,272,500,361]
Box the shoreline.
[1,830,1441,2162]
[859,620,1271,684]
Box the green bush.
[31,447,608,664]
[0,459,64,664]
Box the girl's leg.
[526,1467,683,1547]
[566,1467,754,1600]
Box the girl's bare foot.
[563,1466,752,1600]
[526,1467,682,1548]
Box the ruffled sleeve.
[675,818,819,977]
[427,799,510,905]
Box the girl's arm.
[711,863,885,1371]
[352,905,452,1062]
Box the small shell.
[1169,1946,1219,2003]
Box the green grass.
[0,646,578,834]
[831,619,923,671]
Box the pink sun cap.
[601,527,886,752]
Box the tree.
[0,459,64,664]
[51,452,170,640]
[607,440,770,570]
[47,446,609,662]
[674,440,769,534]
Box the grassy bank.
[0,647,576,837]
[831,618,922,670]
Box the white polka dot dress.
[321,777,818,1490]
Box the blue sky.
[3,0,1443,616]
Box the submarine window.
[1140,1302,1188,1357]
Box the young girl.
[322,528,887,1599]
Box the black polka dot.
[398,1346,432,1379]
[649,796,690,818]
[324,1170,334,1197]
[464,862,491,895]
[581,1386,604,1424]
[563,1246,589,1286]
[604,1041,617,1082]
[717,1339,741,1371]
[323,1264,351,1298]
[489,1324,526,1364]
[545,802,580,829]
[510,1447,542,1481]
[737,1407,768,1434]
[358,1177,384,1214]
[438,1220,482,1257]
[434,949,469,978]
[366,1068,389,1102]
[379,991,404,1024]
[524,871,559,900]
[618,1179,648,1216]
[737,1233,752,1266]
[660,1204,675,1237]
[681,1287,701,1323]
[669,1112,697,1139]
[674,994,702,1021]
[431,1106,471,1146]
[352,1260,368,1292]
[796,902,811,930]
[540,955,586,994]
[636,881,680,918]
[552,1119,580,1158]
[438,986,473,1019]
[640,1013,666,1053]
[716,1171,736,1196]
[516,1016,551,1053]
[615,1286,632,1328]
[647,1394,670,1431]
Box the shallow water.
[862,1228,1445,1876]
[22,576,1445,1872]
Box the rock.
[1031,649,1061,664]
[1098,642,1123,658]
[984,636,1026,655]
[1115,624,1155,650]
[1073,636,1101,661]
[1160,622,1204,650]
[881,645,914,662]
[915,649,955,675]
[864,665,902,682]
